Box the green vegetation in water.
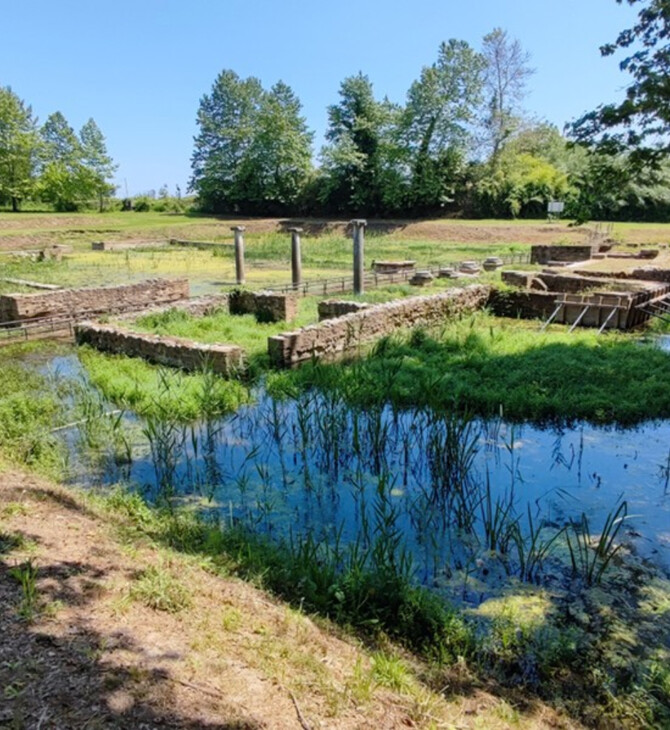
[268,312,670,425]
[78,346,250,421]
[0,343,71,477]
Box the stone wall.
[269,285,491,368]
[318,299,370,321]
[530,245,595,265]
[115,294,230,323]
[229,289,298,323]
[75,323,244,376]
[488,290,561,320]
[0,278,189,324]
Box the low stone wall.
[115,294,230,323]
[488,290,560,320]
[229,289,298,323]
[318,299,370,321]
[0,278,189,323]
[75,323,244,376]
[269,285,491,368]
[530,245,595,265]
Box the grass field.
[2,211,670,295]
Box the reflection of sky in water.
[42,351,670,578]
[76,389,670,575]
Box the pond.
[43,351,670,606]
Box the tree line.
[190,22,670,222]
[0,88,116,212]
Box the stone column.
[231,226,246,285]
[288,227,303,290]
[351,219,367,295]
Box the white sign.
[547,201,565,214]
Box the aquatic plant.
[566,501,628,585]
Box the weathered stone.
[459,261,481,274]
[318,300,370,321]
[373,261,416,275]
[438,267,457,279]
[0,278,189,324]
[482,257,504,272]
[501,270,534,288]
[409,270,434,286]
[529,277,549,291]
[228,289,297,323]
[74,323,244,376]
[530,245,595,265]
[269,285,491,368]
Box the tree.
[0,87,40,211]
[481,28,534,161]
[571,0,670,164]
[39,112,96,211]
[79,118,117,211]
[400,40,485,212]
[320,73,398,214]
[189,70,264,212]
[235,81,313,214]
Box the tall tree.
[235,81,313,214]
[39,111,96,211]
[189,70,264,212]
[0,87,40,211]
[481,28,534,161]
[571,0,670,164]
[400,40,485,212]
[321,72,398,214]
[79,118,117,211]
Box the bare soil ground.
[0,468,578,729]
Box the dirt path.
[0,469,579,729]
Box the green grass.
[78,346,250,421]
[0,342,72,476]
[128,297,319,365]
[267,312,670,425]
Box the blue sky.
[3,0,640,196]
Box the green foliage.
[0,86,41,211]
[9,559,39,621]
[571,0,670,165]
[130,299,319,366]
[320,72,399,215]
[0,348,69,476]
[401,39,485,214]
[566,501,628,585]
[268,313,670,425]
[78,346,250,421]
[38,112,116,211]
[190,70,313,214]
[129,563,193,613]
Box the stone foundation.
[530,245,595,265]
[75,323,243,376]
[0,278,189,324]
[229,289,298,323]
[318,299,371,321]
[269,285,491,368]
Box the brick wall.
[75,323,243,376]
[0,278,189,323]
[269,285,491,368]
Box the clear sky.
[2,0,640,196]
